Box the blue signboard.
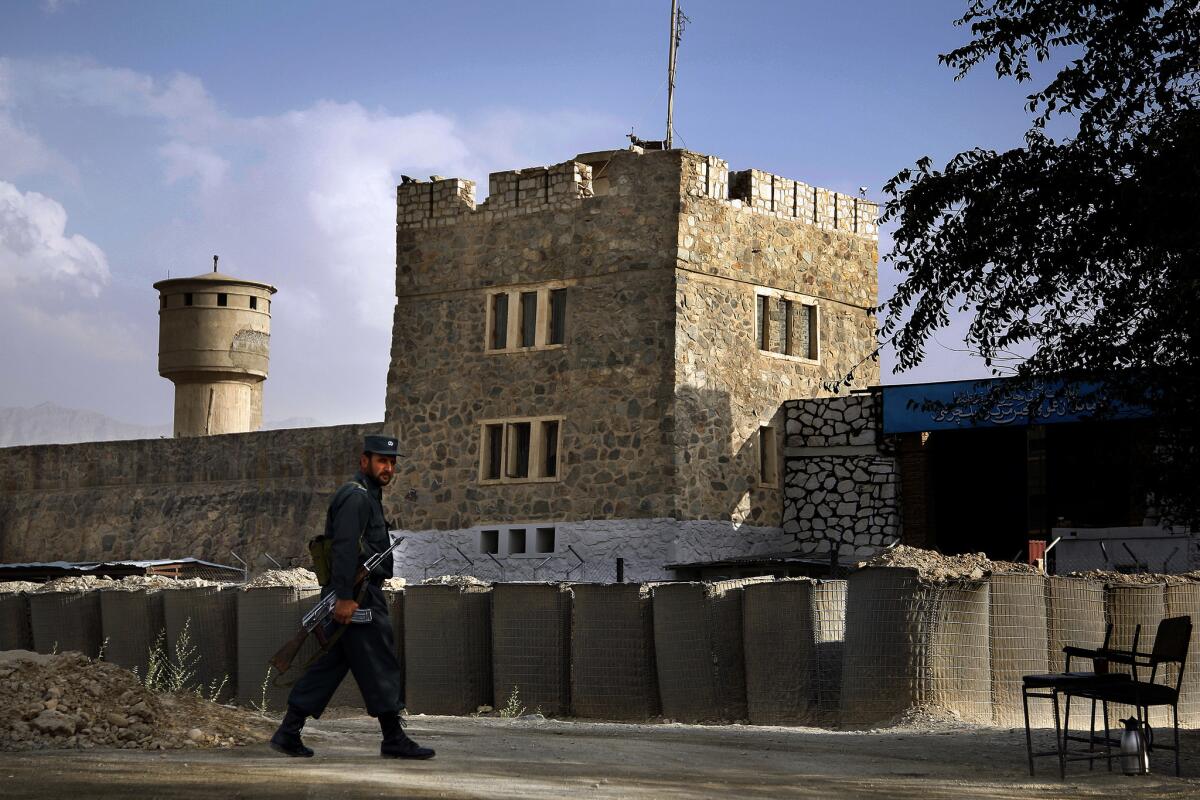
[880,378,1147,434]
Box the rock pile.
[34,576,119,592]
[0,651,271,752]
[243,568,319,589]
[0,581,39,593]
[1068,569,1199,585]
[422,574,490,587]
[858,545,1038,581]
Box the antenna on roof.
[665,0,689,149]
[213,254,219,273]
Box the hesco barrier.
[0,592,32,651]
[404,584,492,715]
[1045,577,1106,670]
[99,589,165,674]
[164,587,237,702]
[989,573,1050,727]
[1105,582,1166,722]
[237,586,367,711]
[652,580,766,723]
[840,568,991,727]
[570,583,659,720]
[491,583,571,716]
[30,590,102,658]
[744,579,846,724]
[813,581,847,715]
[1165,583,1200,727]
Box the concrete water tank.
[153,258,277,437]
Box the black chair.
[1022,624,1139,778]
[1065,616,1193,777]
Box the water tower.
[153,256,277,437]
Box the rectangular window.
[548,288,567,345]
[483,424,504,480]
[479,416,564,483]
[480,529,500,555]
[185,293,193,306]
[770,298,788,353]
[805,304,818,360]
[759,425,778,486]
[217,293,228,307]
[249,296,257,310]
[490,293,509,350]
[519,291,538,347]
[506,421,532,479]
[783,299,794,355]
[535,527,556,554]
[756,295,770,350]
[508,528,527,555]
[541,419,559,478]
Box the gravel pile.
[0,651,271,752]
[383,578,407,590]
[34,576,119,593]
[421,574,490,587]
[1067,569,1193,585]
[857,545,1038,582]
[242,568,319,589]
[0,582,40,593]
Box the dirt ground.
[1,714,1198,799]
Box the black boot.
[379,711,435,759]
[270,705,314,758]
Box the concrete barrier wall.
[491,583,571,716]
[100,589,165,674]
[570,583,659,720]
[165,586,237,702]
[404,584,492,715]
[989,573,1049,726]
[0,592,31,650]
[30,590,102,658]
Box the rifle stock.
[270,626,309,674]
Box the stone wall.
[783,395,900,559]
[0,424,377,565]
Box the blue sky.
[0,0,1042,426]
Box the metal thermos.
[1120,717,1150,775]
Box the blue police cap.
[363,434,403,457]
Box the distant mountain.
[0,402,321,447]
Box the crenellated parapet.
[727,168,878,238]
[396,149,877,240]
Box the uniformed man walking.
[270,434,434,759]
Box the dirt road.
[2,715,1198,798]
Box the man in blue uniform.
[270,434,434,760]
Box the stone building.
[385,147,879,581]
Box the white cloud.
[159,140,229,192]
[0,180,109,295]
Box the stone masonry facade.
[385,147,879,577]
[783,394,901,560]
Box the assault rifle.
[268,535,404,679]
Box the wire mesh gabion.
[30,590,102,658]
[840,568,991,727]
[99,588,165,674]
[404,584,492,715]
[491,583,571,716]
[0,591,32,651]
[1105,582,1166,724]
[569,583,660,721]
[652,579,768,724]
[1164,582,1200,728]
[165,586,238,703]
[743,579,845,725]
[1045,577,1106,671]
[989,573,1050,727]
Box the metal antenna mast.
[666,0,688,149]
